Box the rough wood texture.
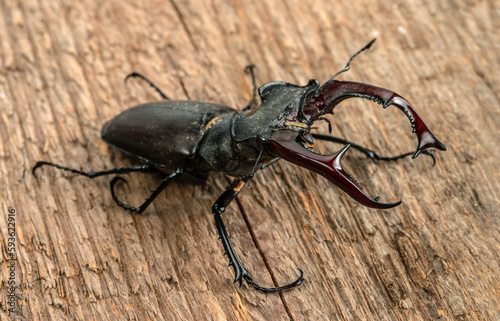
[1,0,499,320]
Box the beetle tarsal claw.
[269,130,401,209]
[243,268,304,293]
[228,262,303,292]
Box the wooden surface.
[1,0,499,320]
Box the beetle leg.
[259,157,281,170]
[32,161,182,213]
[124,72,170,100]
[32,161,151,179]
[312,133,436,165]
[242,64,258,111]
[212,177,304,292]
[110,168,184,214]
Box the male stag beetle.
[33,40,446,292]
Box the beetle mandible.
[33,40,446,292]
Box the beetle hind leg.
[32,161,183,213]
[124,72,170,100]
[212,177,304,292]
[312,134,437,165]
[32,161,151,179]
[110,168,183,214]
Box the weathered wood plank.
[1,0,498,320]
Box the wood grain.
[1,0,499,320]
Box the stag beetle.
[33,40,446,292]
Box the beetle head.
[230,79,321,157]
[262,79,446,209]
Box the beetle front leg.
[212,177,304,292]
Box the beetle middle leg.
[212,177,304,292]
[211,149,303,291]
[312,133,436,165]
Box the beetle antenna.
[328,39,376,82]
